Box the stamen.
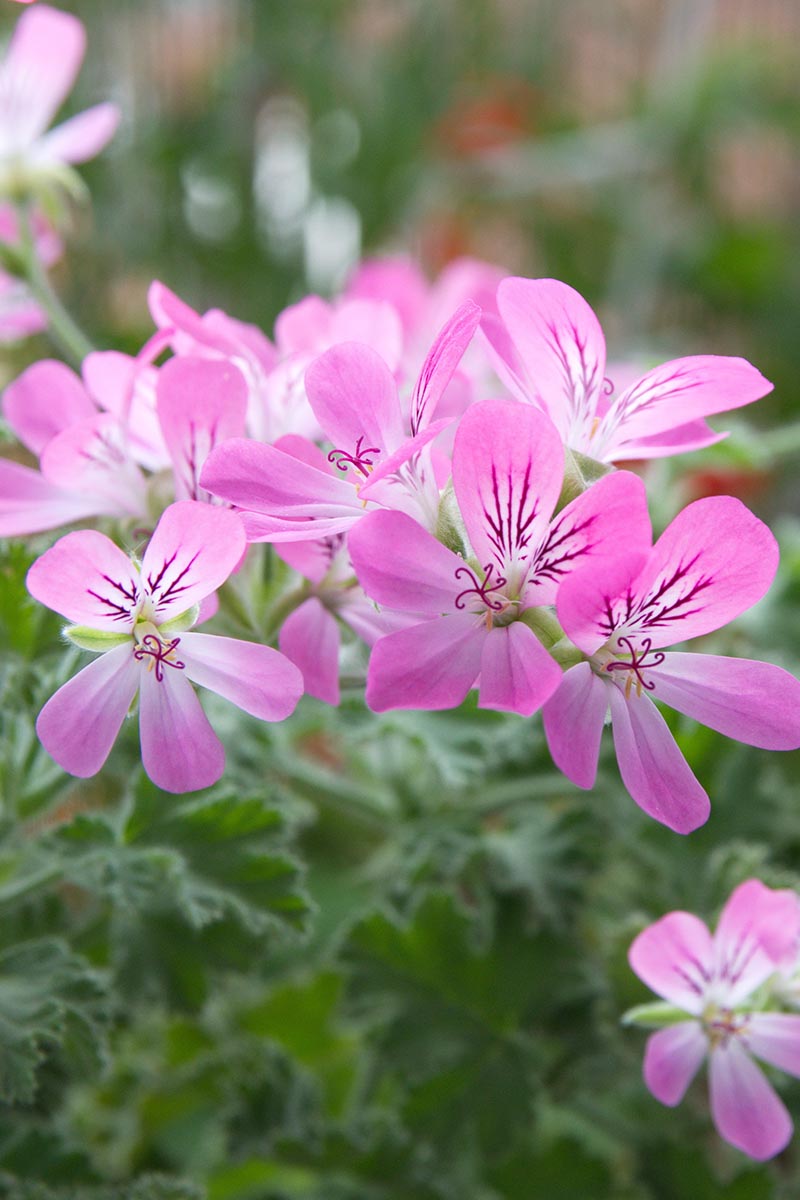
[605,635,665,696]
[454,562,507,612]
[327,435,381,477]
[133,634,186,682]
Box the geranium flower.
[628,879,800,1160]
[482,277,773,463]
[27,502,303,792]
[543,496,800,832]
[348,399,650,714]
[0,4,119,196]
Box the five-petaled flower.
[543,495,800,832]
[26,501,303,793]
[628,879,800,1160]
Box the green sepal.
[556,448,614,512]
[157,604,201,635]
[518,606,565,649]
[65,626,131,653]
[621,1001,689,1029]
[435,478,469,556]
[548,636,586,669]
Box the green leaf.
[0,938,107,1104]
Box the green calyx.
[556,448,614,512]
[621,1001,690,1029]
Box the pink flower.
[628,880,800,1160]
[200,301,481,542]
[482,277,773,463]
[348,399,650,715]
[543,496,800,832]
[26,502,303,793]
[0,4,119,190]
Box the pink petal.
[608,686,710,833]
[36,644,139,777]
[348,509,464,615]
[629,912,714,1014]
[628,496,779,648]
[83,350,167,471]
[156,357,248,501]
[356,416,454,500]
[542,662,609,789]
[709,1040,793,1161]
[140,502,246,622]
[0,458,103,536]
[34,102,120,164]
[556,551,649,656]
[345,256,429,334]
[605,355,773,447]
[40,414,147,517]
[643,1022,707,1105]
[409,300,481,435]
[304,341,405,459]
[452,399,563,578]
[526,469,651,605]
[278,598,340,705]
[200,437,360,524]
[747,1014,800,1078]
[365,614,484,711]
[274,534,342,585]
[496,277,607,443]
[652,654,800,751]
[179,631,303,721]
[138,664,225,793]
[202,309,278,375]
[27,530,141,631]
[2,360,96,454]
[147,281,234,359]
[478,313,533,407]
[0,5,86,145]
[330,299,404,373]
[712,880,800,1004]
[478,621,562,716]
[609,418,727,461]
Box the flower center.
[327,436,381,478]
[132,625,185,682]
[702,1004,750,1050]
[454,562,514,628]
[603,635,665,699]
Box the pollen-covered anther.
[605,635,666,699]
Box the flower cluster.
[3,3,800,1163]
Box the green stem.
[16,206,95,367]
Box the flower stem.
[16,206,95,367]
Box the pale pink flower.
[0,4,119,190]
[543,496,800,832]
[483,277,773,463]
[26,501,303,793]
[629,880,800,1160]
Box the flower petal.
[603,355,773,447]
[643,1023,707,1105]
[709,1040,793,1161]
[40,414,147,516]
[0,458,102,537]
[0,5,85,145]
[608,687,710,833]
[452,399,563,578]
[629,912,714,1015]
[304,341,405,459]
[36,644,138,777]
[542,662,609,789]
[556,552,650,656]
[526,469,651,605]
[180,631,303,721]
[478,621,562,716]
[365,614,484,711]
[2,359,96,454]
[138,665,224,794]
[349,509,464,616]
[652,654,800,751]
[156,356,248,501]
[34,101,120,164]
[627,496,779,648]
[410,300,481,435]
[27,530,141,631]
[140,501,246,622]
[278,598,341,705]
[747,1014,800,1078]
[495,277,607,444]
[712,880,800,1004]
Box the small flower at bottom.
[626,879,800,1161]
[26,500,304,793]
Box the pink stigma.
[605,635,665,695]
[133,634,186,682]
[454,562,508,612]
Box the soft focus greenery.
[1,2,800,1198]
